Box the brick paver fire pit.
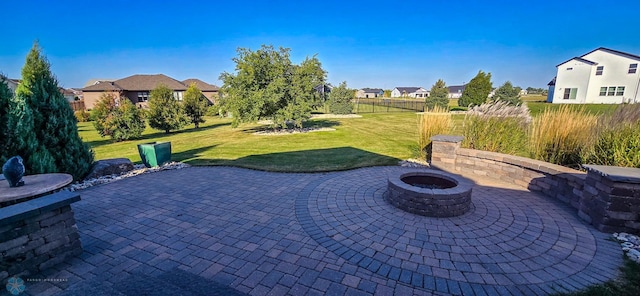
[386,170,473,217]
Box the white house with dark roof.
[447,84,466,99]
[391,87,428,98]
[550,47,640,104]
[356,88,384,98]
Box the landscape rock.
[68,162,189,192]
[84,158,134,180]
[613,232,640,263]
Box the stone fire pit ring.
[386,170,473,217]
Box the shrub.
[93,93,146,141]
[530,105,597,168]
[418,106,452,160]
[327,81,354,114]
[462,101,531,156]
[74,110,91,122]
[148,84,188,133]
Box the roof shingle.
[182,79,219,91]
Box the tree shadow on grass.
[85,122,231,149]
[138,122,231,142]
[240,119,341,134]
[203,147,400,172]
[149,145,219,165]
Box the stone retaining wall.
[0,191,82,282]
[430,135,640,234]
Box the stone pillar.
[579,165,640,234]
[0,191,82,282]
[430,135,464,172]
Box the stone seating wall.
[430,135,640,234]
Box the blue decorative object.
[2,156,25,187]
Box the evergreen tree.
[11,42,94,179]
[425,79,449,110]
[458,70,493,107]
[493,81,522,105]
[183,83,208,128]
[0,75,13,165]
[148,84,188,133]
[328,81,354,114]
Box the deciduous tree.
[458,70,492,107]
[183,83,208,128]
[93,93,146,141]
[425,79,449,110]
[328,81,354,114]
[147,84,188,133]
[219,45,326,128]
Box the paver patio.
[14,166,623,295]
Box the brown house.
[182,78,220,104]
[82,74,219,109]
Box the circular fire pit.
[386,170,473,217]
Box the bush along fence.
[354,98,426,113]
[430,135,640,235]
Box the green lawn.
[81,101,619,172]
[80,113,421,172]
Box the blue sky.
[1,0,639,90]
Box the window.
[566,67,573,71]
[137,92,149,102]
[173,91,183,101]
[630,64,638,74]
[599,87,607,96]
[596,66,604,75]
[601,86,627,96]
[563,88,577,100]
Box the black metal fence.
[354,98,425,113]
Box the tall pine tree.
[11,42,94,179]
[0,75,13,165]
[426,79,449,110]
[458,70,492,107]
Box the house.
[59,88,77,102]
[549,47,640,104]
[547,77,556,103]
[447,84,466,99]
[182,78,220,104]
[391,87,429,98]
[356,88,384,98]
[82,74,218,109]
[1,77,19,94]
[313,84,332,101]
[83,79,116,88]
